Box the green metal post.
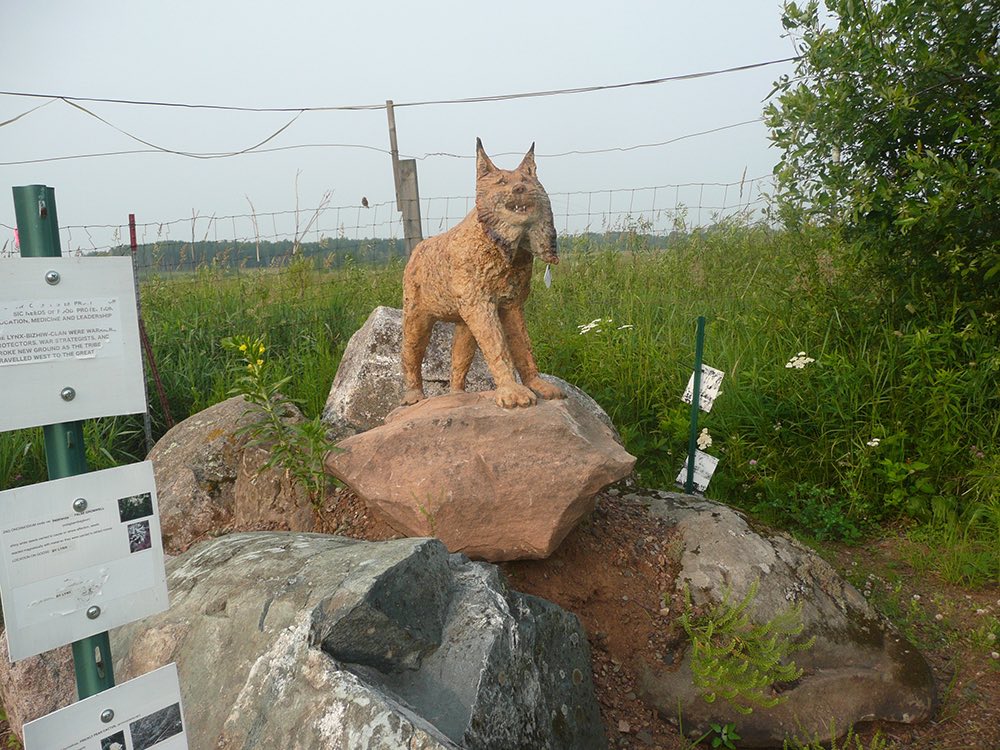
[12,185,116,698]
[684,316,706,494]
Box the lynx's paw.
[526,376,564,400]
[496,382,537,408]
[401,388,426,406]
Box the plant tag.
[24,663,187,750]
[543,264,552,288]
[0,462,168,661]
[675,450,719,493]
[681,364,725,412]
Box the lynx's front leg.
[460,301,536,408]
[500,304,564,400]
[401,310,435,405]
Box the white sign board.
[0,462,168,661]
[0,257,146,432]
[24,663,187,750]
[675,450,719,493]
[681,364,725,413]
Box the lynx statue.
[401,139,564,409]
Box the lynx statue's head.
[475,139,558,265]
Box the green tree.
[766,0,999,318]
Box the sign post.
[12,184,115,698]
[684,316,706,493]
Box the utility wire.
[61,99,305,159]
[0,57,799,113]
[0,117,764,167]
[0,98,55,128]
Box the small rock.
[618,720,631,734]
[635,729,655,745]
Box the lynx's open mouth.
[506,200,534,214]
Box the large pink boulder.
[325,391,635,561]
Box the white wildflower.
[785,352,817,369]
[696,428,713,450]
[934,613,944,621]
[577,318,604,335]
[912,594,921,601]
[617,324,634,330]
[992,651,999,660]
[866,437,881,447]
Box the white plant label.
[23,663,187,750]
[0,257,146,432]
[675,450,719,493]
[543,264,552,288]
[0,462,168,661]
[681,364,725,412]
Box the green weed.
[679,579,814,714]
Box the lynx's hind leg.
[450,321,477,392]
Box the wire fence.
[0,175,774,268]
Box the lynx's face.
[475,139,559,265]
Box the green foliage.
[222,335,333,505]
[2,223,996,585]
[679,579,815,715]
[752,482,865,543]
[0,707,21,749]
[784,724,893,749]
[695,722,742,749]
[766,0,1000,318]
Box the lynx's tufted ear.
[476,138,498,179]
[516,142,537,177]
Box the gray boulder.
[321,306,621,444]
[111,532,606,750]
[633,490,935,747]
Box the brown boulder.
[325,391,635,562]
[148,395,314,554]
[0,639,74,744]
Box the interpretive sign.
[23,663,187,750]
[675,450,719,493]
[0,462,168,661]
[681,364,725,413]
[0,257,145,431]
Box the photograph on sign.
[675,450,720,493]
[23,663,187,750]
[0,257,146,432]
[681,364,725,412]
[0,462,168,661]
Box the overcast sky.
[1,1,799,250]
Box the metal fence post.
[684,316,706,493]
[12,184,116,698]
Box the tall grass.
[1,226,996,583]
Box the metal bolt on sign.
[60,387,76,402]
[100,709,114,723]
[86,606,101,620]
[45,270,60,285]
[72,498,88,513]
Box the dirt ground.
[3,486,996,749]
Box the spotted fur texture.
[401,139,564,408]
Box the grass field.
[2,222,997,585]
